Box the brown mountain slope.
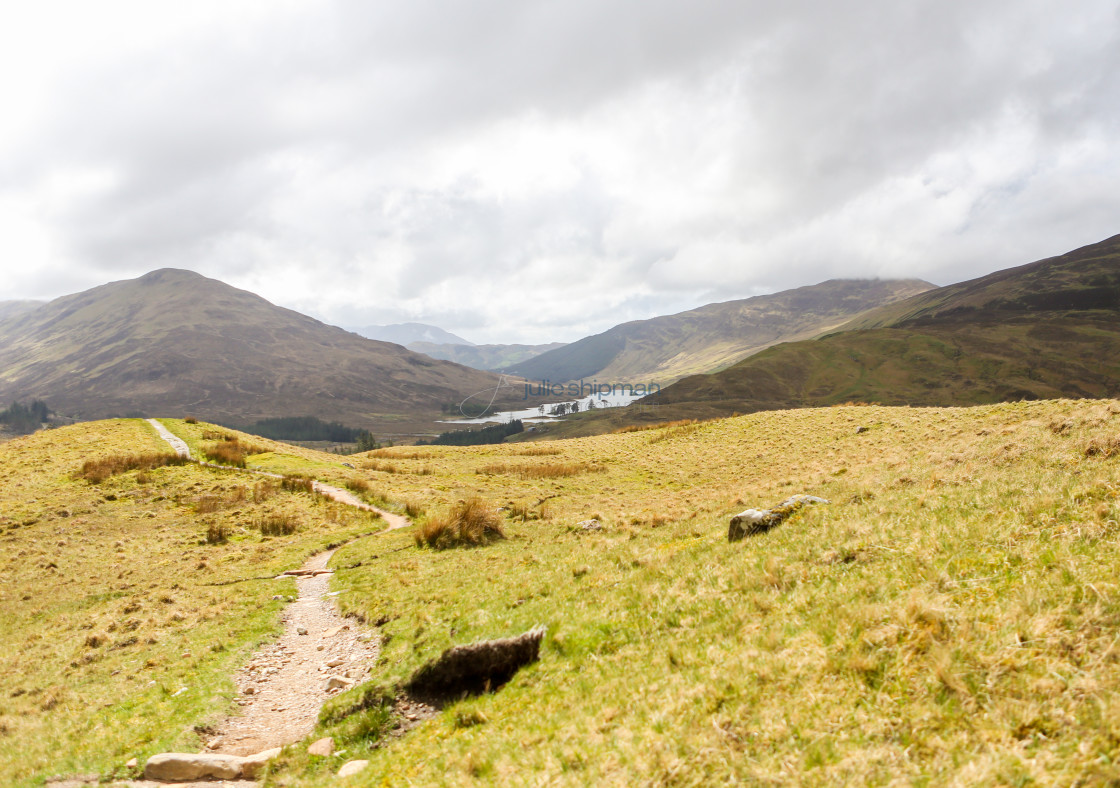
[642,233,1120,417]
[506,279,934,385]
[0,269,509,425]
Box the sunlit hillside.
[4,401,1120,785]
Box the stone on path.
[241,747,282,779]
[143,753,244,780]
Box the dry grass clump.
[366,449,432,460]
[514,446,562,456]
[346,476,372,494]
[203,439,247,467]
[183,416,198,424]
[206,523,229,544]
[257,514,300,536]
[415,497,505,550]
[76,452,188,483]
[201,432,268,467]
[253,479,276,503]
[281,475,314,493]
[1084,435,1120,458]
[614,418,699,434]
[477,461,605,479]
[404,500,425,519]
[647,420,705,443]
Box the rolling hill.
[0,269,513,427]
[504,278,933,385]
[643,233,1120,417]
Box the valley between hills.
[0,234,1118,786]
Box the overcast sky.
[2,1,1118,343]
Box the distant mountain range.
[408,341,568,371]
[506,279,934,385]
[638,233,1120,420]
[5,233,1116,440]
[349,322,473,347]
[0,270,510,427]
[347,322,566,371]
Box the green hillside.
[5,400,1120,785]
[640,234,1120,419]
[506,279,933,385]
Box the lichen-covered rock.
[728,495,829,541]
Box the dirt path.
[147,418,191,457]
[127,420,412,784]
[203,547,378,756]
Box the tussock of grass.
[1084,435,1120,458]
[614,417,700,434]
[203,439,247,467]
[363,460,400,474]
[477,461,604,479]
[76,451,188,483]
[513,446,562,456]
[365,449,433,460]
[416,497,505,549]
[257,513,300,536]
[280,474,314,494]
[345,476,371,494]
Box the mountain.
[0,300,44,321]
[407,341,567,371]
[505,279,934,385]
[350,322,474,346]
[644,233,1120,417]
[0,269,511,426]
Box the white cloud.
[1,0,1118,343]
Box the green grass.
[255,399,1120,785]
[7,402,1120,785]
[0,419,384,786]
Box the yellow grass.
[7,401,1120,786]
[263,398,1120,786]
[0,419,383,786]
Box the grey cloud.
[2,0,1118,343]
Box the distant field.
[3,401,1120,785]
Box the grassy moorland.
[0,419,383,786]
[4,401,1120,786]
[259,399,1120,786]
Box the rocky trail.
[72,421,415,785]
